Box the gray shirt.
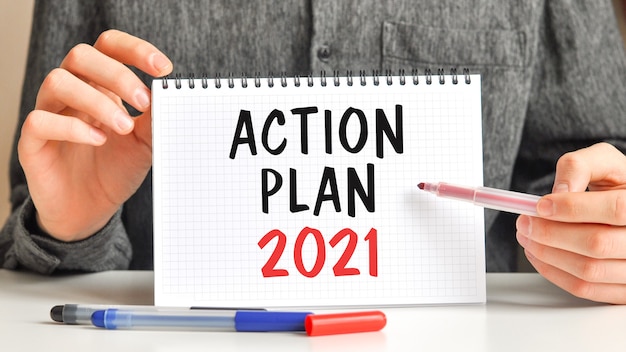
[3,0,626,273]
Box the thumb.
[552,142,626,193]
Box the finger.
[19,110,107,155]
[94,29,173,77]
[60,43,152,113]
[131,109,152,149]
[517,215,626,258]
[518,230,626,283]
[553,143,626,193]
[36,68,135,135]
[523,249,626,304]
[536,189,626,225]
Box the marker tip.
[50,305,64,322]
[417,182,425,190]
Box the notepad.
[152,71,485,308]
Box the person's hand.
[516,142,626,304]
[18,29,173,242]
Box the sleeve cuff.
[6,197,132,274]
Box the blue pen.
[91,309,312,332]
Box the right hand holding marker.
[18,30,173,242]
[516,142,626,304]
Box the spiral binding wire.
[161,68,471,89]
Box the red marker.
[418,182,541,216]
[305,310,386,336]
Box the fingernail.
[90,128,107,145]
[135,88,151,110]
[552,183,569,193]
[151,53,171,73]
[516,215,531,236]
[516,231,528,247]
[115,110,134,133]
[537,198,554,217]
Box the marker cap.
[305,310,387,336]
[234,311,312,332]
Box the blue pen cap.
[234,311,312,332]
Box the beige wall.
[0,0,34,222]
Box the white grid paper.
[152,74,485,307]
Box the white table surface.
[1,270,624,352]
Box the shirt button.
[317,44,331,61]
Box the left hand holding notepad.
[18,30,173,241]
[516,142,626,304]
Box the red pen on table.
[418,182,541,216]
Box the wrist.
[34,211,112,242]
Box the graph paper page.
[152,74,485,307]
